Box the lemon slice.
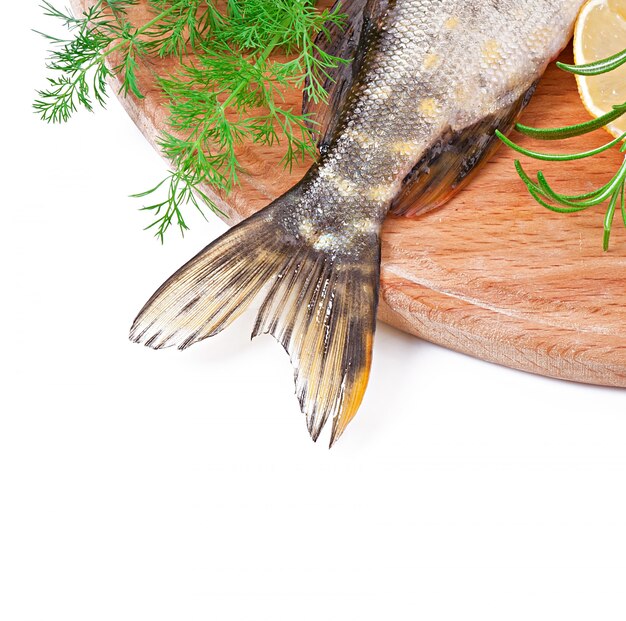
[573,0,626,138]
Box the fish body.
[131,0,584,445]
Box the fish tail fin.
[130,202,380,446]
[252,230,380,446]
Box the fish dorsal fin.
[303,0,388,152]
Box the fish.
[130,0,584,446]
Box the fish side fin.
[303,0,388,151]
[130,205,380,447]
[390,84,538,217]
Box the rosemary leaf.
[500,44,626,250]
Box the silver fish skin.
[131,0,584,445]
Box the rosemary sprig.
[557,47,626,77]
[498,46,626,250]
[34,1,346,241]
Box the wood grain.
[70,0,626,387]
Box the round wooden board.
[71,0,626,387]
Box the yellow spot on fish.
[419,98,439,118]
[368,184,396,203]
[454,84,472,105]
[423,53,440,70]
[391,141,421,158]
[346,128,376,149]
[482,39,502,64]
[333,176,359,197]
[444,16,459,29]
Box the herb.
[35,1,346,240]
[498,46,626,251]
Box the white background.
[2,4,626,620]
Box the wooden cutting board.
[70,0,626,387]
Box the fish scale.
[131,0,585,446]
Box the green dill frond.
[34,0,212,122]
[34,2,117,122]
[135,0,344,239]
[223,0,347,103]
[35,0,347,240]
[133,168,223,242]
[144,0,221,59]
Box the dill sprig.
[34,0,346,241]
[140,1,346,240]
[34,1,210,122]
[498,46,626,251]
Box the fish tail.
[130,197,380,446]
